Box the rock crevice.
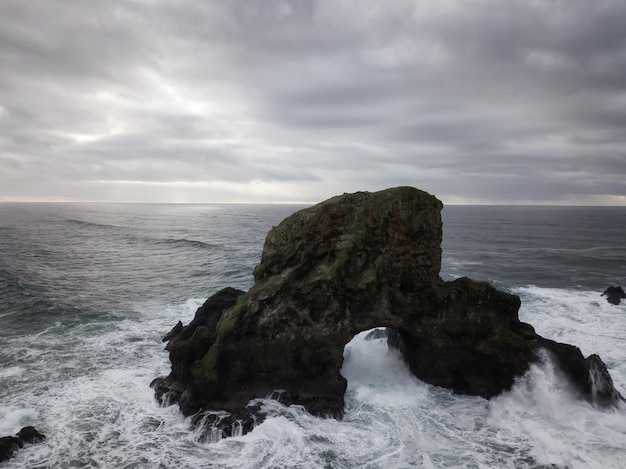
[152,187,623,438]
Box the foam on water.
[0,407,39,435]
[2,292,625,468]
[515,286,626,390]
[0,298,207,468]
[488,355,626,469]
[0,366,24,379]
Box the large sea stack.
[152,187,623,438]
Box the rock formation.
[0,426,46,463]
[602,286,626,305]
[153,187,624,439]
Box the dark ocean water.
[441,205,626,291]
[0,203,624,468]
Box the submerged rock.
[602,286,626,305]
[0,426,46,462]
[154,187,624,438]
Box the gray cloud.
[0,0,625,203]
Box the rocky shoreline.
[152,187,624,439]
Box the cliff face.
[152,187,622,438]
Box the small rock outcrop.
[153,187,624,439]
[586,354,623,406]
[0,426,46,463]
[602,286,626,305]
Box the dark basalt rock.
[536,338,623,403]
[16,426,45,444]
[154,187,624,438]
[192,403,264,442]
[152,287,245,412]
[586,354,624,406]
[386,278,537,398]
[0,426,46,462]
[162,321,183,342]
[0,436,22,463]
[602,286,626,305]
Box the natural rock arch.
[153,187,623,437]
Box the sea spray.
[487,353,626,469]
[587,354,624,407]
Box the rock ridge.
[152,186,623,439]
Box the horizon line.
[1,198,625,208]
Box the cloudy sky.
[1,0,625,204]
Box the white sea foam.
[2,293,625,468]
[0,366,24,379]
[0,407,39,435]
[488,355,626,469]
[515,285,626,390]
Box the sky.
[1,0,625,205]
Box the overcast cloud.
[1,0,625,204]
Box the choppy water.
[0,203,624,468]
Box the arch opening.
[341,328,401,387]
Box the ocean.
[0,202,624,468]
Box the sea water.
[0,203,624,468]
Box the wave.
[160,238,217,251]
[0,408,39,436]
[515,285,626,392]
[64,220,217,254]
[65,218,122,231]
[488,352,626,469]
[443,256,484,267]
